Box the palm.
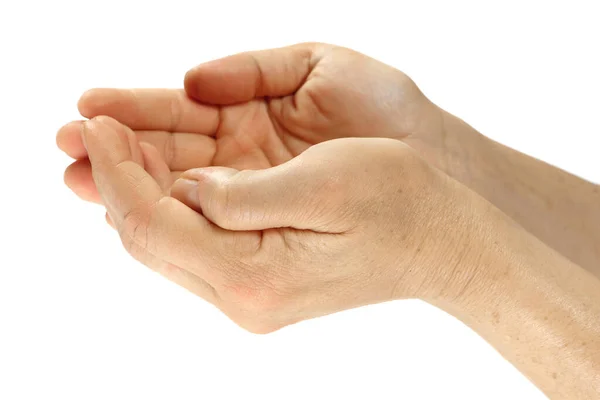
[211,48,433,169]
[59,43,439,204]
[210,99,307,170]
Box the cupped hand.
[57,42,445,204]
[83,116,486,333]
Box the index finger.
[82,116,159,228]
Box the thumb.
[184,43,327,105]
[169,159,348,232]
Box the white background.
[1,1,598,399]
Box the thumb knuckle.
[207,180,242,230]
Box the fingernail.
[170,178,201,210]
[182,168,234,183]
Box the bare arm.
[419,109,600,276]
[80,117,598,398]
[428,199,600,399]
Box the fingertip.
[81,116,108,147]
[183,67,201,100]
[82,116,137,166]
[184,59,216,80]
[81,116,160,220]
[77,89,100,117]
[88,114,119,126]
[183,57,251,104]
[63,159,86,187]
[171,167,241,225]
[169,178,201,212]
[139,141,157,155]
[184,45,317,104]
[93,116,144,168]
[78,88,120,118]
[139,141,162,168]
[63,159,102,203]
[140,141,171,191]
[56,120,87,159]
[82,116,124,143]
[179,167,237,183]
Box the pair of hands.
[58,43,485,332]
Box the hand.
[83,116,486,333]
[57,42,446,204]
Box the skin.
[57,43,600,398]
[57,43,600,276]
[437,114,600,276]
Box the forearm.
[428,202,600,399]
[437,110,600,275]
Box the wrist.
[384,165,511,304]
[437,109,495,184]
[401,106,495,189]
[424,194,587,322]
[385,156,527,306]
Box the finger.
[64,158,101,204]
[169,148,351,233]
[63,152,183,206]
[78,88,220,134]
[139,142,172,192]
[57,121,216,171]
[184,42,329,104]
[170,170,183,183]
[82,116,162,230]
[135,130,216,171]
[83,116,258,287]
[57,120,87,159]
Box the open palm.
[58,43,441,204]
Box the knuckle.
[168,92,184,132]
[119,207,152,255]
[207,181,238,229]
[206,172,256,230]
